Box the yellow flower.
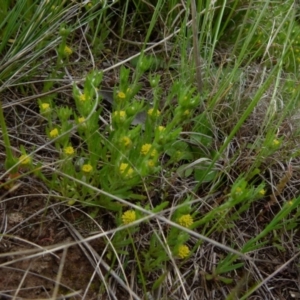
[147,108,161,117]
[178,214,193,228]
[272,139,280,146]
[40,103,50,112]
[157,126,165,132]
[82,164,93,173]
[79,93,86,101]
[259,189,266,196]
[117,91,126,99]
[147,160,155,168]
[19,154,31,165]
[140,144,157,157]
[121,136,132,147]
[183,109,190,116]
[178,245,190,259]
[141,143,151,155]
[49,128,59,138]
[64,146,74,155]
[78,117,85,123]
[64,45,73,56]
[119,163,134,178]
[113,110,127,121]
[234,187,243,196]
[122,210,136,225]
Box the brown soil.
[0,175,122,300]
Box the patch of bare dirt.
[0,174,115,300]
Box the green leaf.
[152,272,168,290]
[194,168,217,183]
[216,262,244,274]
[177,164,193,178]
[152,201,169,213]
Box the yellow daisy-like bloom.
[40,103,50,112]
[178,245,190,259]
[259,189,266,196]
[178,214,194,228]
[49,128,59,138]
[19,154,31,165]
[157,126,165,132]
[117,91,126,99]
[119,163,134,178]
[121,136,132,147]
[64,45,73,56]
[82,164,93,173]
[113,110,127,121]
[64,146,74,155]
[78,117,85,123]
[79,93,86,101]
[140,144,157,157]
[147,108,161,117]
[122,210,136,225]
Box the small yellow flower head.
[141,144,157,157]
[64,45,73,56]
[79,93,86,101]
[19,154,31,165]
[40,103,50,112]
[117,91,126,99]
[49,128,59,138]
[122,210,136,225]
[141,143,151,155]
[272,139,280,146]
[113,110,127,121]
[235,187,243,196]
[183,109,190,116]
[121,136,132,147]
[178,214,194,228]
[148,108,161,117]
[82,164,93,173]
[259,189,266,196]
[157,126,165,132]
[64,146,74,155]
[119,163,134,178]
[78,117,85,124]
[178,245,190,259]
[147,160,155,168]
